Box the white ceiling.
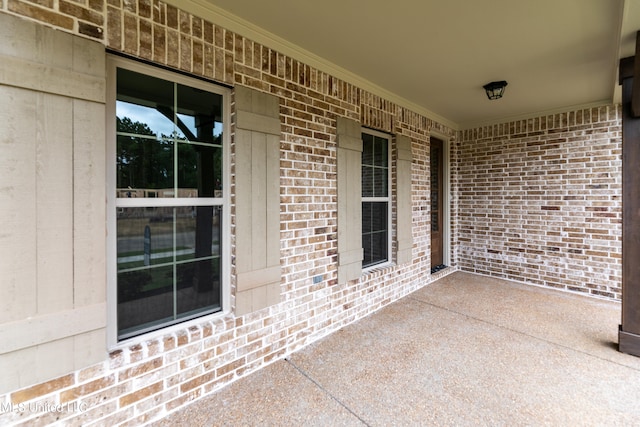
[185,0,640,129]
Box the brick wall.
[4,0,105,39]
[0,1,622,426]
[0,2,459,426]
[458,108,622,299]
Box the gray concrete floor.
[152,272,640,426]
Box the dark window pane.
[117,68,176,198]
[362,201,388,267]
[374,167,388,197]
[176,84,223,144]
[173,206,222,262]
[363,230,388,268]
[374,136,388,167]
[116,206,222,339]
[117,207,175,270]
[177,143,223,197]
[116,102,174,141]
[362,234,372,266]
[116,69,224,199]
[177,143,197,195]
[116,135,174,197]
[362,132,388,197]
[117,264,174,337]
[369,230,388,265]
[116,68,175,139]
[362,133,374,166]
[362,165,374,197]
[117,206,221,269]
[176,258,221,316]
[370,202,388,232]
[362,202,372,234]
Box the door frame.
[430,131,451,268]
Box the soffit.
[177,0,639,129]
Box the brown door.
[430,138,444,270]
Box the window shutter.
[235,86,281,315]
[336,117,363,284]
[395,135,413,265]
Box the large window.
[362,130,391,268]
[109,58,228,341]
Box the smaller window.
[361,130,391,268]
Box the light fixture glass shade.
[483,81,508,100]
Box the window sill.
[362,261,395,278]
[108,307,231,352]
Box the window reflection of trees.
[116,116,222,198]
[114,80,224,339]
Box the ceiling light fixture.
[483,80,508,100]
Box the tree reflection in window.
[115,65,225,340]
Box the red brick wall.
[458,108,622,299]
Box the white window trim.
[361,127,393,271]
[105,55,231,350]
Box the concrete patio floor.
[152,271,640,426]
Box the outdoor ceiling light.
[483,80,508,100]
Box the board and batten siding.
[336,116,364,284]
[395,134,414,265]
[0,13,106,393]
[234,86,282,314]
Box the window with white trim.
[108,57,229,341]
[361,129,391,268]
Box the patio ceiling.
[177,0,640,129]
